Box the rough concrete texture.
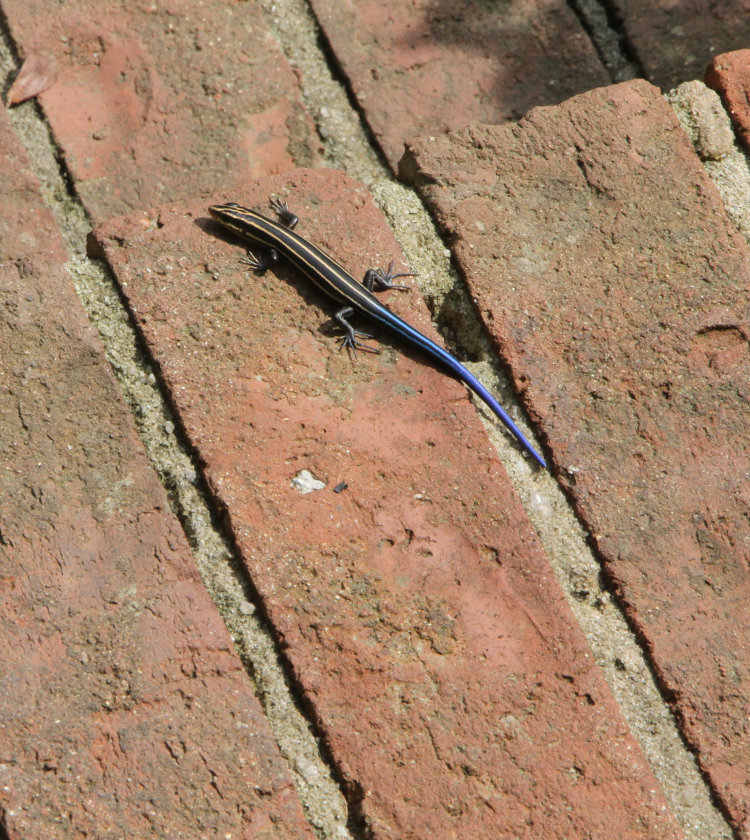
[666,79,750,242]
[307,0,609,169]
[705,50,750,157]
[665,80,736,163]
[0,108,313,839]
[608,0,750,89]
[93,167,684,839]
[3,0,322,220]
[401,79,750,838]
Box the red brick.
[94,168,684,839]
[0,123,67,266]
[609,0,750,89]
[705,50,750,156]
[308,0,608,170]
[3,0,322,221]
[402,79,750,838]
[0,107,312,839]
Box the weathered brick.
[3,0,321,221]
[608,0,750,89]
[402,79,750,838]
[308,0,608,169]
[705,50,750,156]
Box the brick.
[705,50,750,156]
[94,167,684,839]
[0,120,67,266]
[3,0,322,221]
[607,0,750,89]
[308,0,608,170]
[402,79,750,837]
[0,108,312,839]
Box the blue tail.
[372,309,547,468]
[457,367,547,468]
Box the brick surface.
[3,0,322,221]
[401,79,750,838]
[308,0,608,170]
[705,50,750,156]
[94,167,684,839]
[0,108,313,840]
[608,0,750,89]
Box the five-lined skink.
[208,198,547,468]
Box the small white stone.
[291,469,326,494]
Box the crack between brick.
[565,0,644,83]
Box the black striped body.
[210,203,398,315]
[208,201,547,468]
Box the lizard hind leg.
[334,306,380,356]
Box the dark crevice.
[566,0,646,83]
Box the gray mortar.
[667,80,750,241]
